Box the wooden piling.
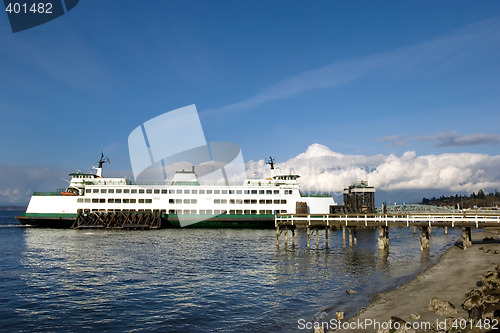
[307,226,311,249]
[348,227,353,247]
[419,226,430,251]
[325,227,329,248]
[462,226,472,250]
[284,228,288,247]
[342,226,346,247]
[292,229,295,246]
[276,226,280,247]
[378,226,389,250]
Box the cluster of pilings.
[276,224,475,251]
[72,210,163,229]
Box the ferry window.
[184,189,190,194]
[139,199,145,203]
[131,189,137,193]
[244,199,250,204]
[191,199,197,204]
[138,189,144,194]
[266,190,272,194]
[236,199,242,204]
[175,199,182,204]
[99,199,105,203]
[169,209,175,214]
[146,189,152,194]
[236,210,242,214]
[206,210,212,214]
[154,189,160,194]
[274,200,280,204]
[169,199,174,203]
[183,199,190,204]
[251,199,257,204]
[123,189,130,193]
[259,199,265,204]
[214,199,221,204]
[176,190,182,194]
[222,190,227,194]
[183,210,190,214]
[236,190,242,194]
[123,199,129,203]
[244,190,250,194]
[251,190,257,194]
[93,189,99,193]
[116,189,122,193]
[259,190,265,194]
[220,199,227,204]
[84,198,90,203]
[161,189,168,194]
[192,190,197,194]
[259,210,266,214]
[251,210,257,214]
[214,190,220,194]
[228,190,234,194]
[100,189,107,193]
[214,210,221,214]
[207,190,212,194]
[230,199,235,204]
[169,189,175,194]
[199,210,205,214]
[199,190,205,194]
[229,210,235,214]
[145,199,152,204]
[130,199,136,203]
[108,189,114,194]
[281,210,287,213]
[115,199,122,203]
[266,200,272,204]
[77,198,83,203]
[281,200,286,204]
[108,199,114,203]
[244,210,250,214]
[274,190,279,194]
[85,189,91,193]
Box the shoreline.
[332,228,500,333]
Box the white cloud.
[246,144,500,195]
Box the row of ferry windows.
[77,198,287,205]
[82,209,286,214]
[84,188,291,195]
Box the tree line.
[421,189,500,209]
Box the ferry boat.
[16,154,336,228]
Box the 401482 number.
[5,2,53,14]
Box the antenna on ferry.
[94,151,110,177]
[265,156,275,170]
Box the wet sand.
[333,228,500,333]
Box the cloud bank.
[246,143,500,195]
[2,144,499,205]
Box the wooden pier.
[275,212,500,250]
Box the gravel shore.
[331,228,500,333]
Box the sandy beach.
[331,228,500,333]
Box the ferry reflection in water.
[8,225,460,332]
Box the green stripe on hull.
[164,214,275,228]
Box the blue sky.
[1,1,500,205]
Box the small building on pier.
[330,181,376,214]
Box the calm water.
[0,210,460,332]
